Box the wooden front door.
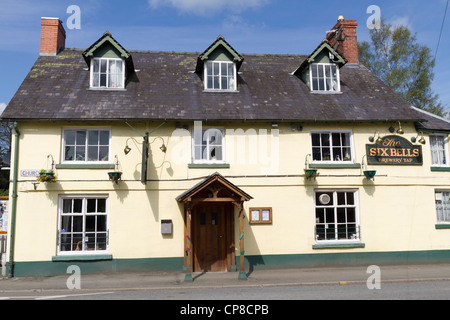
[193,203,229,272]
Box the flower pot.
[108,171,122,183]
[304,169,318,180]
[38,170,57,182]
[364,170,376,180]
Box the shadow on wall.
[238,208,265,277]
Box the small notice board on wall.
[250,208,272,224]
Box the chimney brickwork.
[40,18,66,56]
[326,17,359,64]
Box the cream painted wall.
[8,120,450,263]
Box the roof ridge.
[411,106,450,124]
[63,47,309,57]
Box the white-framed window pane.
[315,190,359,241]
[310,63,340,92]
[430,135,447,166]
[207,77,213,89]
[213,76,220,89]
[193,128,225,162]
[205,61,236,91]
[87,146,98,162]
[59,196,108,253]
[63,129,110,162]
[93,59,99,73]
[436,191,450,223]
[311,132,352,162]
[221,77,228,90]
[207,63,213,75]
[109,60,123,88]
[91,58,124,89]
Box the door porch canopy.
[176,172,252,281]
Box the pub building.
[2,16,450,279]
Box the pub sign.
[366,135,423,165]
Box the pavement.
[1,263,450,293]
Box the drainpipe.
[7,122,20,278]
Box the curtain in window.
[430,136,446,165]
[109,60,123,88]
[437,192,450,222]
[205,61,235,90]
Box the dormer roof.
[293,40,346,76]
[195,35,244,73]
[82,31,135,72]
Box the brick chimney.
[326,16,358,64]
[40,17,66,56]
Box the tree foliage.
[358,22,447,117]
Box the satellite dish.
[319,194,331,205]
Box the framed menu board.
[249,207,272,224]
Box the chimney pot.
[40,17,66,56]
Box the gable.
[82,31,135,72]
[176,172,253,203]
[92,43,123,59]
[293,40,346,76]
[195,35,244,73]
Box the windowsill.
[435,224,450,229]
[52,254,112,262]
[312,242,365,249]
[309,163,361,169]
[56,163,115,169]
[310,91,343,94]
[188,163,230,169]
[89,88,126,91]
[431,166,450,172]
[202,89,239,93]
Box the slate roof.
[1,47,431,124]
[413,107,450,132]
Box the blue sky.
[0,0,449,115]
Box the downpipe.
[7,122,19,278]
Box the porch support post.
[185,204,193,282]
[237,202,247,280]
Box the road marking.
[36,291,115,300]
[0,291,114,300]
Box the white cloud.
[388,16,413,30]
[148,0,269,15]
[0,103,7,115]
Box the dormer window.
[196,35,243,92]
[91,58,125,89]
[310,63,340,92]
[293,40,346,94]
[205,61,236,91]
[82,31,135,91]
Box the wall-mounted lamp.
[369,131,384,145]
[411,132,426,145]
[124,137,139,155]
[271,122,278,128]
[397,122,404,135]
[123,136,167,155]
[150,136,167,153]
[389,122,404,135]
